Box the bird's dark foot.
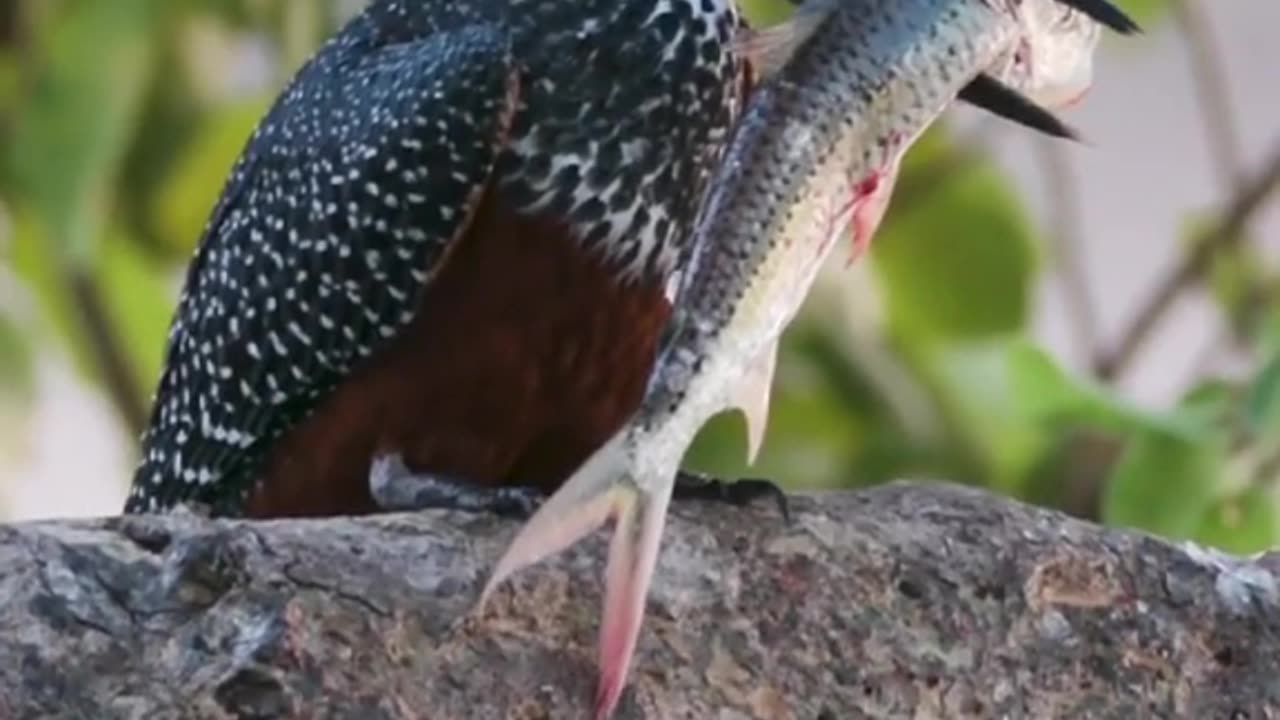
[673,469,790,522]
[369,453,544,519]
[168,501,216,519]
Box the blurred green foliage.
[2,0,1278,554]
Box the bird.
[122,0,780,519]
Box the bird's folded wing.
[131,23,521,513]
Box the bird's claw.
[673,469,791,522]
[369,453,544,519]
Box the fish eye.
[1013,38,1031,66]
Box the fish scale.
[480,0,1139,716]
[644,0,1023,424]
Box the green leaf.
[0,312,34,402]
[1110,0,1172,30]
[684,327,868,489]
[1007,339,1196,438]
[96,228,178,397]
[1246,351,1280,441]
[916,338,1050,493]
[1101,430,1222,538]
[1178,378,1239,421]
[872,127,1038,340]
[7,0,161,265]
[151,99,271,256]
[5,207,96,380]
[1193,207,1269,344]
[2,0,164,403]
[0,51,19,121]
[280,0,328,76]
[1206,238,1258,321]
[1194,486,1280,554]
[1170,377,1242,444]
[1257,303,1280,359]
[739,0,797,25]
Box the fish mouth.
[1033,81,1094,110]
[1062,84,1092,108]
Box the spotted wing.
[126,23,520,514]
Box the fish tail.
[478,431,635,609]
[477,423,678,719]
[594,474,674,719]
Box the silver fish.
[480,0,1137,716]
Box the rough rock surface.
[0,481,1277,719]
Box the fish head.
[986,0,1137,110]
[1015,0,1102,108]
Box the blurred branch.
[1172,0,1253,377]
[67,270,146,437]
[1171,0,1244,193]
[1187,281,1276,378]
[1035,139,1106,518]
[1095,143,1280,380]
[1187,321,1239,379]
[1037,138,1099,365]
[1094,0,1252,382]
[0,0,29,146]
[0,2,17,46]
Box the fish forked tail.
[594,474,673,718]
[477,427,678,720]
[478,432,633,605]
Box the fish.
[478,0,1138,716]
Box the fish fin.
[958,74,1080,140]
[731,339,779,465]
[479,433,633,610]
[846,161,902,266]
[594,481,675,720]
[732,0,838,79]
[479,430,678,720]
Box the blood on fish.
[844,131,905,266]
[824,183,859,240]
[818,168,884,268]
[821,168,873,250]
[842,171,884,266]
[855,175,881,196]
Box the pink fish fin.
[846,158,903,267]
[594,479,675,720]
[478,433,632,612]
[478,430,677,720]
[730,338,780,466]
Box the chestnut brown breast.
[244,189,672,518]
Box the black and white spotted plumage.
[125,0,747,515]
